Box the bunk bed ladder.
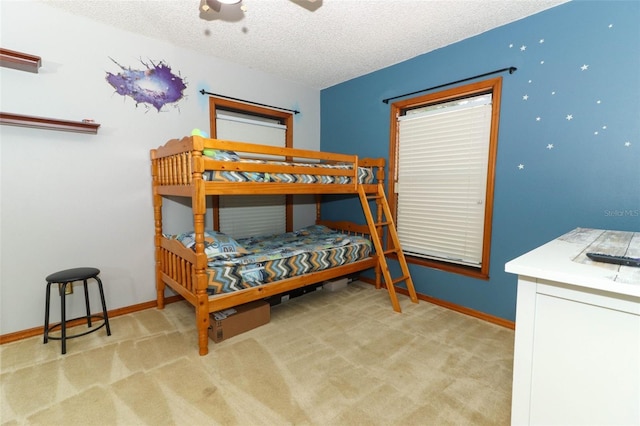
[358,185,418,312]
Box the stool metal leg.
[60,282,67,355]
[83,279,92,328]
[95,276,111,336]
[44,282,52,344]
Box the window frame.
[388,77,502,280]
[208,97,294,233]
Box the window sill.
[405,254,490,280]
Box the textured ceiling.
[43,0,569,89]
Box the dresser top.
[505,228,640,297]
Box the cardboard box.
[208,300,270,343]
[323,277,349,292]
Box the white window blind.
[216,111,286,239]
[219,195,286,239]
[396,94,492,267]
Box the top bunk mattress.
[203,149,375,184]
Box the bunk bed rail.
[150,136,385,195]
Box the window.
[388,78,502,279]
[208,97,294,238]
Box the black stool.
[44,267,111,354]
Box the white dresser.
[505,228,640,425]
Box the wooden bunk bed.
[151,135,418,355]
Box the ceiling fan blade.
[288,0,323,12]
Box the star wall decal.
[594,126,607,136]
[508,18,631,183]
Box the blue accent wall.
[320,0,640,321]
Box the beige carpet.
[0,281,514,425]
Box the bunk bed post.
[190,138,211,356]
[150,150,166,309]
[315,194,322,223]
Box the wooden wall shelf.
[1,49,100,134]
[0,48,41,73]
[0,112,100,134]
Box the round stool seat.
[46,267,100,284]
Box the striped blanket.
[206,225,372,295]
[203,155,375,184]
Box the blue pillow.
[294,224,333,236]
[169,230,248,260]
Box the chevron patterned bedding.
[203,154,375,184]
[205,225,372,296]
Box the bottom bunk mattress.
[168,225,373,296]
[206,225,372,295]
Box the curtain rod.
[382,66,517,104]
[199,90,300,114]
